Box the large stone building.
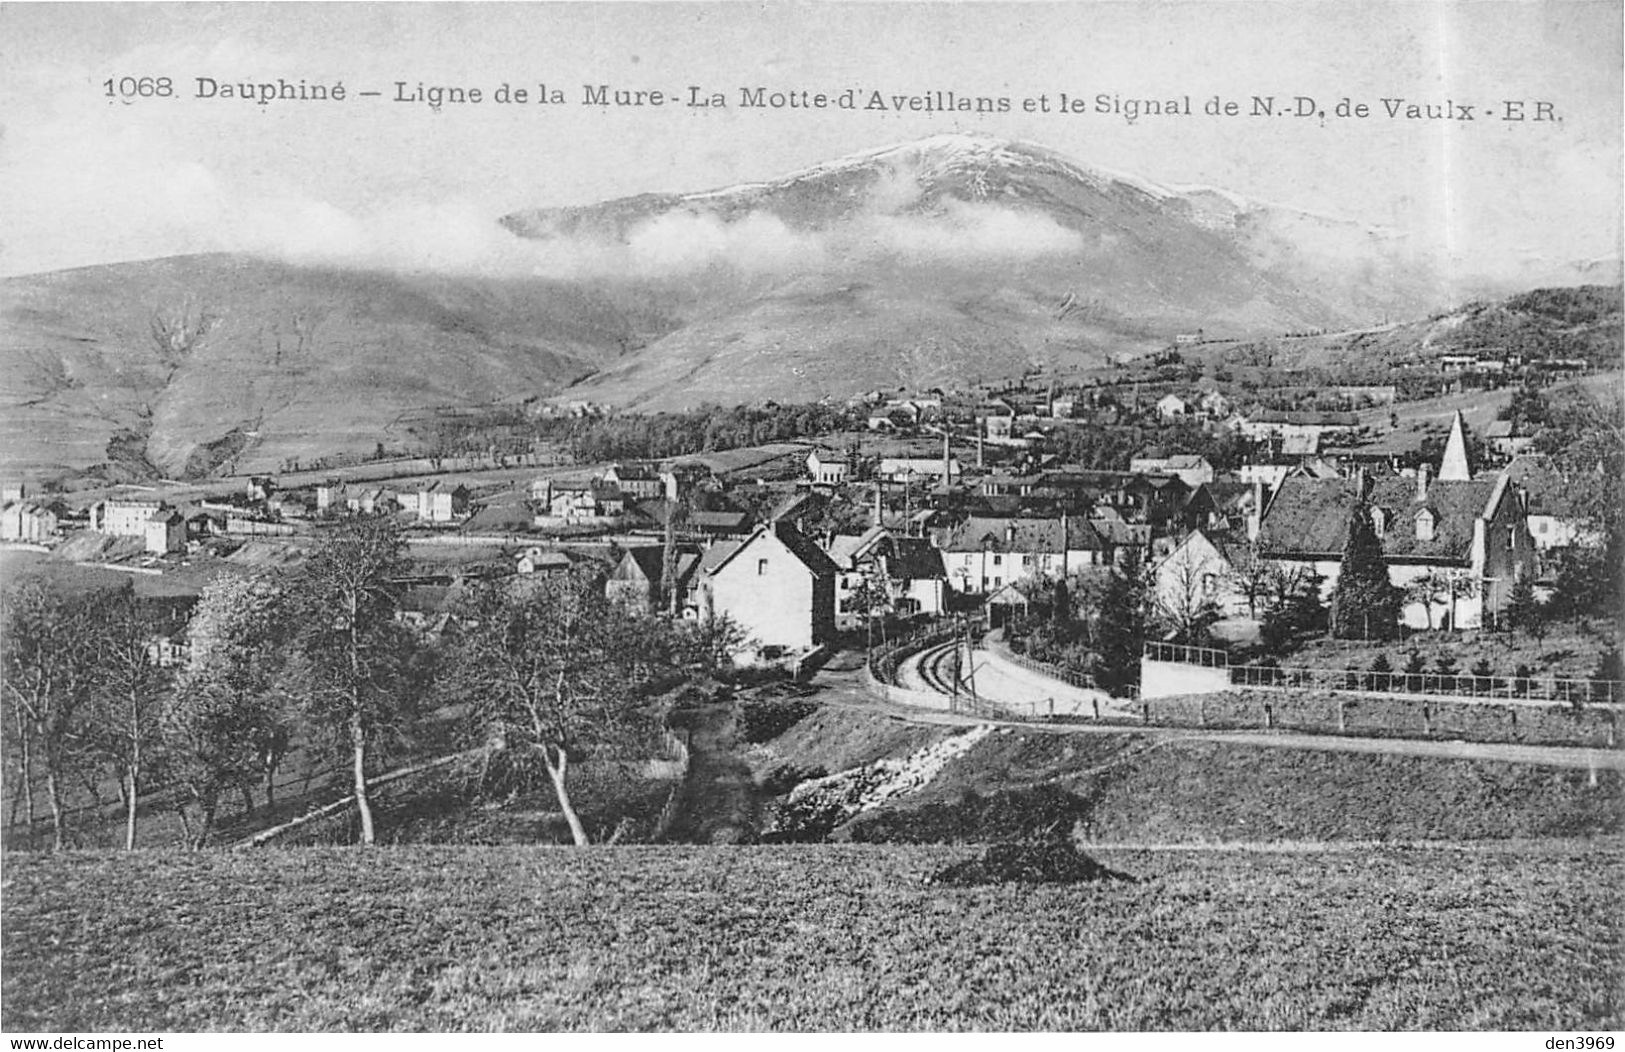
[1257,415,1533,630]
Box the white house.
[1155,394,1191,419]
[91,499,164,538]
[415,483,470,523]
[878,457,962,485]
[144,510,187,554]
[1128,453,1215,489]
[699,522,837,655]
[938,515,1117,594]
[806,449,852,486]
[0,502,57,543]
[1152,529,1250,622]
[824,526,948,630]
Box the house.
[685,509,753,537]
[937,515,1119,594]
[0,502,57,543]
[539,481,623,522]
[1128,453,1214,489]
[1238,463,1295,491]
[415,482,470,523]
[1195,391,1232,418]
[1155,394,1191,419]
[1239,409,1361,444]
[1503,456,1607,553]
[1484,420,1536,459]
[345,488,396,516]
[699,522,837,655]
[515,546,576,576]
[91,499,164,538]
[605,545,702,615]
[1256,463,1533,630]
[1152,529,1250,621]
[316,480,344,512]
[601,463,663,500]
[805,449,852,486]
[144,510,186,555]
[824,526,948,630]
[878,457,962,485]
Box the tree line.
[2,518,740,852]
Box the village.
[2,356,1615,713]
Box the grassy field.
[754,708,1624,845]
[3,843,1619,1031]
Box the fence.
[1143,641,1229,668]
[1143,644,1623,706]
[651,728,693,843]
[1226,664,1623,706]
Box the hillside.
[1225,284,1624,379]
[0,255,662,479]
[5,136,1616,479]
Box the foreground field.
[3,843,1620,1031]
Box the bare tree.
[290,517,411,845]
[1223,542,1276,620]
[86,594,173,850]
[1154,544,1222,645]
[1,581,108,850]
[448,570,697,845]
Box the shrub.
[738,698,819,744]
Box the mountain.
[3,134,1564,481]
[500,134,1437,408]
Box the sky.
[1,1,1620,288]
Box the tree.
[849,573,893,650]
[1259,565,1327,655]
[1154,544,1221,646]
[168,573,299,840]
[1404,571,1451,631]
[85,593,173,850]
[1504,570,1547,653]
[1,579,111,850]
[1224,543,1275,620]
[1331,507,1402,640]
[1091,550,1148,698]
[162,676,279,848]
[447,569,694,845]
[289,517,412,845]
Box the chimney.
[942,431,952,487]
[1416,462,1430,502]
[1248,478,1264,541]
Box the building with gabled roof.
[1256,461,1533,629]
[606,544,703,616]
[699,521,837,654]
[937,514,1123,594]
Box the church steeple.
[1438,410,1472,482]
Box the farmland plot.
[3,843,1620,1031]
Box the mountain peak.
[685,132,1175,205]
